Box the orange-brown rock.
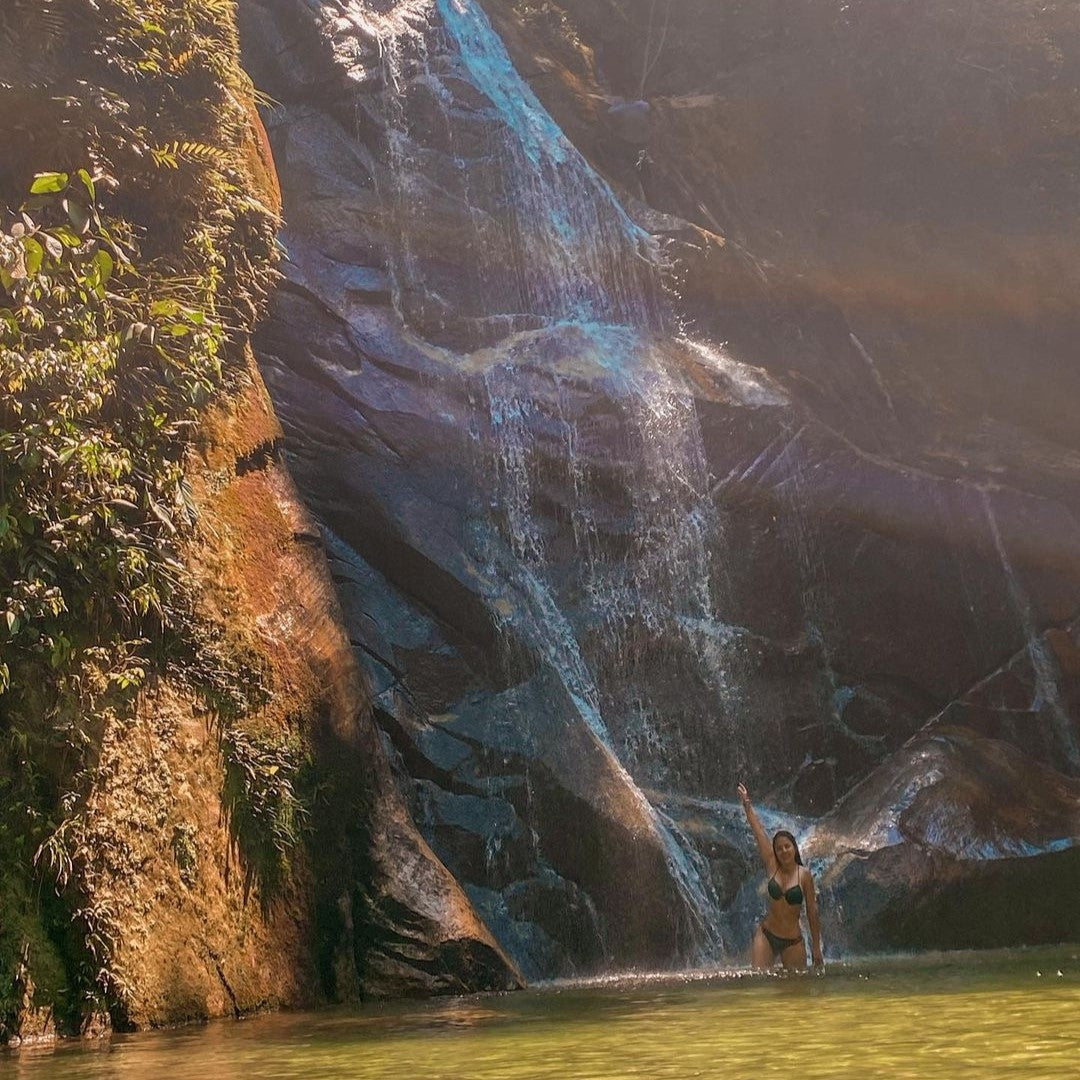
[90,353,519,1027]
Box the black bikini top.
[767,871,804,906]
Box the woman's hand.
[812,950,825,972]
[739,783,775,870]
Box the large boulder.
[808,725,1080,949]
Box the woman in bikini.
[737,782,824,971]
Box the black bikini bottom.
[761,924,803,956]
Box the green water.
[7,948,1080,1079]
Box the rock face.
[240,0,1080,974]
[806,726,1080,950]
[100,360,518,1024]
[1,0,519,1033]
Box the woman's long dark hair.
[772,830,804,866]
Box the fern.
[151,140,231,170]
[168,47,196,74]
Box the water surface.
[8,948,1079,1079]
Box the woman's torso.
[763,866,804,935]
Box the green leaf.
[51,226,84,248]
[30,172,69,195]
[22,237,44,277]
[76,168,96,201]
[149,298,180,318]
[95,248,114,284]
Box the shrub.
[0,0,285,1025]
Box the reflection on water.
[7,949,1080,1080]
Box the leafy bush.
[0,0,284,1026]
[0,171,221,707]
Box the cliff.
[483,0,1080,950]
[240,0,1080,975]
[0,0,516,1042]
[4,0,1078,1028]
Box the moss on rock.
[0,0,283,1031]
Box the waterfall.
[329,0,734,961]
[337,0,661,331]
[480,336,727,959]
[434,0,662,327]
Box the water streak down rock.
[241,0,1080,971]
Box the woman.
[738,783,824,971]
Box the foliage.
[0,172,222,707]
[0,822,69,1035]
[220,727,310,899]
[0,0,286,1027]
[170,823,198,889]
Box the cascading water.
[341,0,660,334]
[434,0,662,327]
[337,0,735,960]
[479,344,732,955]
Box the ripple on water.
[9,948,1080,1080]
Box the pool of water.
[7,947,1080,1079]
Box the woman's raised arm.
[737,783,775,871]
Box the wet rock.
[239,0,1080,971]
[416,783,534,891]
[463,884,566,980]
[808,726,1080,949]
[791,759,837,817]
[505,872,605,969]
